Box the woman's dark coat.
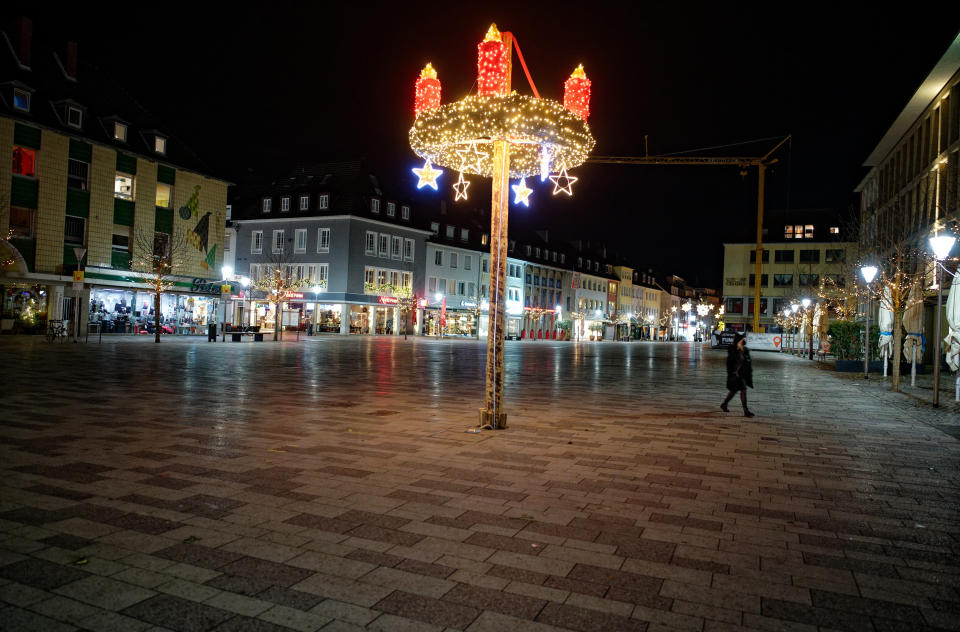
[726,346,753,391]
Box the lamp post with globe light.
[929,234,956,407]
[791,302,800,356]
[860,265,878,379]
[801,298,813,360]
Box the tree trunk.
[892,310,903,391]
[274,298,281,341]
[154,291,161,343]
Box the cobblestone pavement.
[1,336,958,632]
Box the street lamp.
[929,234,956,407]
[801,298,813,359]
[860,265,878,379]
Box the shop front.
[423,306,478,337]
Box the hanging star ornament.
[412,159,443,190]
[453,172,470,201]
[549,167,578,196]
[455,141,489,173]
[511,178,532,206]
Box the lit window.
[318,263,329,284]
[371,198,380,213]
[300,195,310,210]
[804,224,814,239]
[401,205,410,220]
[155,182,172,208]
[295,228,307,253]
[317,228,330,253]
[482,234,489,246]
[67,106,82,128]
[387,202,395,217]
[262,198,272,213]
[281,197,290,212]
[114,173,135,200]
[12,146,36,177]
[154,136,166,154]
[830,226,839,235]
[113,122,127,142]
[13,89,30,112]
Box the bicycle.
[46,319,67,342]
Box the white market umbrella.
[944,276,960,372]
[878,286,895,374]
[902,284,924,385]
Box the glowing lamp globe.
[860,265,878,284]
[929,234,956,260]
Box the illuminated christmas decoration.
[477,24,509,97]
[412,159,443,190]
[453,172,470,201]
[456,141,489,173]
[549,167,578,196]
[539,146,551,181]
[563,64,591,120]
[414,63,442,116]
[511,178,532,206]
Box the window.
[804,224,814,239]
[387,202,396,217]
[403,272,412,288]
[391,236,402,259]
[378,233,389,257]
[295,229,307,253]
[533,276,539,286]
[830,226,840,235]
[434,250,443,266]
[430,221,440,234]
[464,255,472,270]
[482,234,489,246]
[726,297,743,314]
[403,238,414,261]
[281,197,290,212]
[12,146,36,177]
[446,225,455,238]
[458,281,466,295]
[365,267,376,285]
[64,216,84,245]
[799,273,820,287]
[526,273,532,284]
[749,249,769,263]
[799,249,820,263]
[252,231,263,253]
[317,227,330,253]
[272,229,284,254]
[773,274,793,287]
[449,279,456,294]
[483,259,489,273]
[112,228,130,252]
[428,277,437,293]
[774,249,794,263]
[114,173,134,200]
[154,136,167,154]
[748,274,769,287]
[317,263,329,285]
[66,158,89,191]
[401,205,409,220]
[825,249,844,263]
[825,273,844,287]
[535,247,541,258]
[468,282,475,297]
[155,182,172,208]
[365,231,376,255]
[390,271,400,287]
[526,245,532,256]
[262,198,272,213]
[300,194,310,210]
[224,233,232,252]
[248,264,260,282]
[747,298,769,315]
[13,89,30,112]
[378,270,388,286]
[461,228,469,241]
[318,194,329,209]
[450,253,458,268]
[371,198,380,213]
[67,106,82,128]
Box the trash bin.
[207,323,217,341]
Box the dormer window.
[318,194,329,209]
[262,198,272,213]
[401,205,410,220]
[430,221,439,234]
[13,88,31,112]
[67,106,83,128]
[281,196,290,212]
[386,202,396,217]
[446,225,454,238]
[154,136,167,154]
[299,194,309,210]
[113,122,127,142]
[461,229,469,241]
[371,198,380,213]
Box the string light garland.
[511,178,532,206]
[456,141,489,173]
[549,167,578,196]
[412,159,443,190]
[414,63,442,116]
[453,172,470,201]
[563,64,591,120]
[477,24,509,97]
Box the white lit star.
[453,172,470,201]
[412,159,443,190]
[455,141,489,173]
[511,178,532,206]
[549,167,578,196]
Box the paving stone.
[375,589,480,629]
[536,601,648,631]
[443,581,546,620]
[30,594,103,624]
[258,604,332,632]
[2,605,79,632]
[121,594,234,631]
[54,575,155,610]
[0,558,90,590]
[218,556,313,587]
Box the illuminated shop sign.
[283,292,305,299]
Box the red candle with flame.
[414,63,441,116]
[563,64,591,120]
[477,24,509,97]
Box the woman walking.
[721,333,755,417]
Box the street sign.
[72,270,84,282]
[72,247,87,263]
[72,282,83,290]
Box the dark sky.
[21,4,960,287]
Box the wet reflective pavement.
[0,336,958,632]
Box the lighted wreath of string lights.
[409,24,595,199]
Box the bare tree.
[253,253,309,341]
[133,229,187,343]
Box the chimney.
[16,16,32,67]
[65,41,77,79]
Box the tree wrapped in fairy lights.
[409,23,595,429]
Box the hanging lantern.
[477,24,509,97]
[563,64,591,120]
[414,63,442,116]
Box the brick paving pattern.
[0,335,957,632]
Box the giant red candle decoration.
[414,63,442,116]
[563,64,591,120]
[477,24,509,97]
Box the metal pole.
[808,308,815,360]
[753,163,765,333]
[933,263,943,407]
[864,292,871,379]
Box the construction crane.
[587,135,792,333]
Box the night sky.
[20,5,960,287]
